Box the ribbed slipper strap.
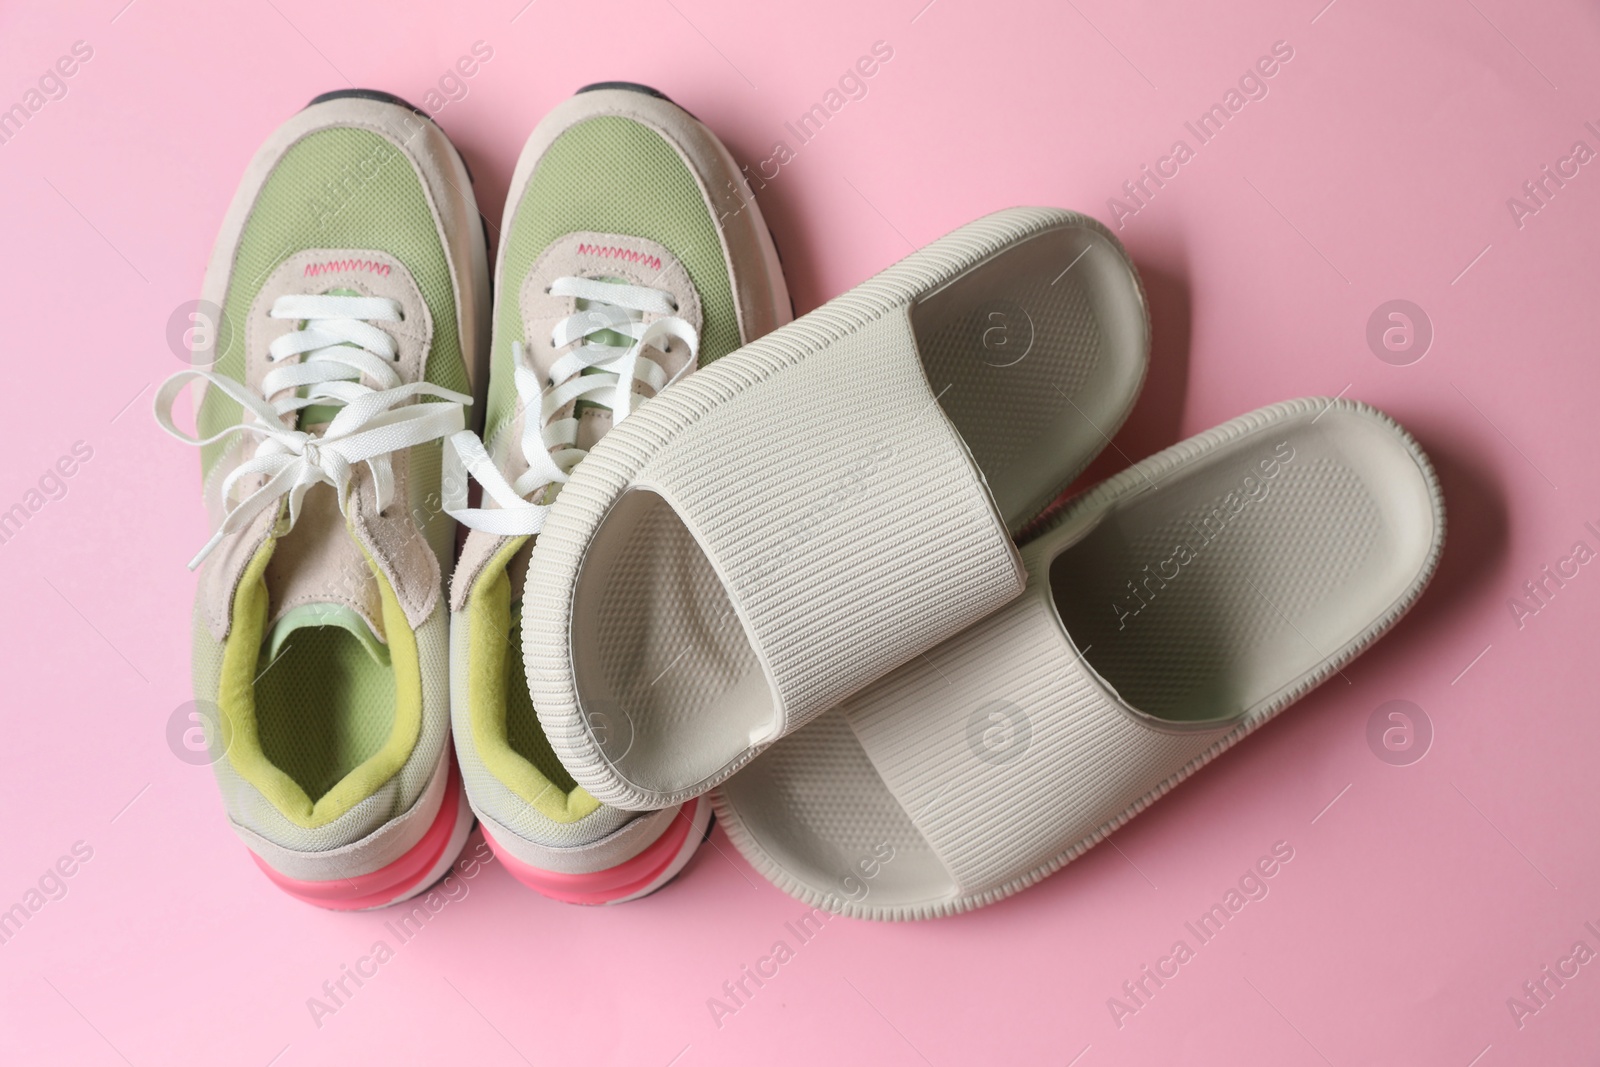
[627,309,1026,733]
[844,589,1231,897]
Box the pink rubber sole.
[251,759,470,911]
[483,797,709,905]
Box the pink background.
[2,0,1597,1063]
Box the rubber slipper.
[712,397,1445,919]
[523,207,1151,809]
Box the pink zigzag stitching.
[303,258,392,277]
[576,243,663,272]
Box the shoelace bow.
[443,276,698,536]
[155,293,471,569]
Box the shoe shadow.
[1111,255,1193,464]
[1342,419,1510,676]
[741,169,823,322]
[757,190,817,323]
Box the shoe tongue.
[528,276,650,383]
[300,286,370,428]
[563,276,663,454]
[264,603,390,667]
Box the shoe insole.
[566,224,1147,797]
[256,628,395,803]
[1050,406,1436,724]
[911,223,1146,529]
[718,711,960,912]
[717,403,1439,912]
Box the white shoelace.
[156,293,471,569]
[443,276,698,536]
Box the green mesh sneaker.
[442,83,789,903]
[154,90,489,909]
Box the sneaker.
[154,90,489,909]
[442,84,790,903]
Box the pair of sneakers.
[157,85,787,909]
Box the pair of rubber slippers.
[524,208,1444,920]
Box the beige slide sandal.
[523,207,1151,810]
[713,397,1445,919]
